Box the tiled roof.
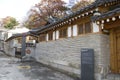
[30,0,119,34]
[5,33,23,42]
[92,7,120,21]
[5,32,37,42]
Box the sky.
[0,0,69,22]
[0,0,41,22]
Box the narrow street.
[0,52,77,80]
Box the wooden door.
[116,30,120,73]
[110,28,120,73]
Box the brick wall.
[35,33,110,80]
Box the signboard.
[81,48,94,80]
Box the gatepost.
[21,33,26,57]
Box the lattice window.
[39,34,46,42]
[85,22,92,33]
[78,24,84,35]
[48,32,53,40]
[59,27,67,38]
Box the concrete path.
[0,53,77,80]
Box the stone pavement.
[0,52,78,80]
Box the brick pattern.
[35,33,110,79]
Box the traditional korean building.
[5,0,120,80]
[93,6,120,75]
[29,0,120,80]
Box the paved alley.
[0,52,78,80]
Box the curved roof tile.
[30,0,119,34]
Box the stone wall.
[4,41,15,56]
[34,33,110,80]
[4,40,21,56]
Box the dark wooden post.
[21,34,26,57]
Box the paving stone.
[0,53,76,80]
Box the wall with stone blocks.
[34,33,110,80]
[4,41,15,56]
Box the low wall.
[4,41,15,56]
[35,33,110,80]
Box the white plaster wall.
[46,34,48,41]
[56,30,59,39]
[68,27,72,37]
[93,22,99,32]
[8,33,12,38]
[53,31,55,40]
[73,25,78,36]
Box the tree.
[24,0,68,28]
[71,0,93,12]
[2,16,19,29]
[23,13,47,29]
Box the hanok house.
[93,6,120,72]
[5,0,120,80]
[29,0,120,80]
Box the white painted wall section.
[68,27,72,37]
[93,22,99,32]
[8,33,12,38]
[53,31,55,40]
[46,34,48,41]
[1,32,5,40]
[56,30,59,39]
[73,25,78,36]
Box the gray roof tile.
[92,7,120,21]
[30,0,119,34]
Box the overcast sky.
[0,0,69,22]
[0,0,41,22]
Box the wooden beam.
[104,19,120,29]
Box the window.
[85,22,91,33]
[78,24,84,35]
[48,32,53,40]
[39,34,46,42]
[77,22,92,35]
[59,27,67,38]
